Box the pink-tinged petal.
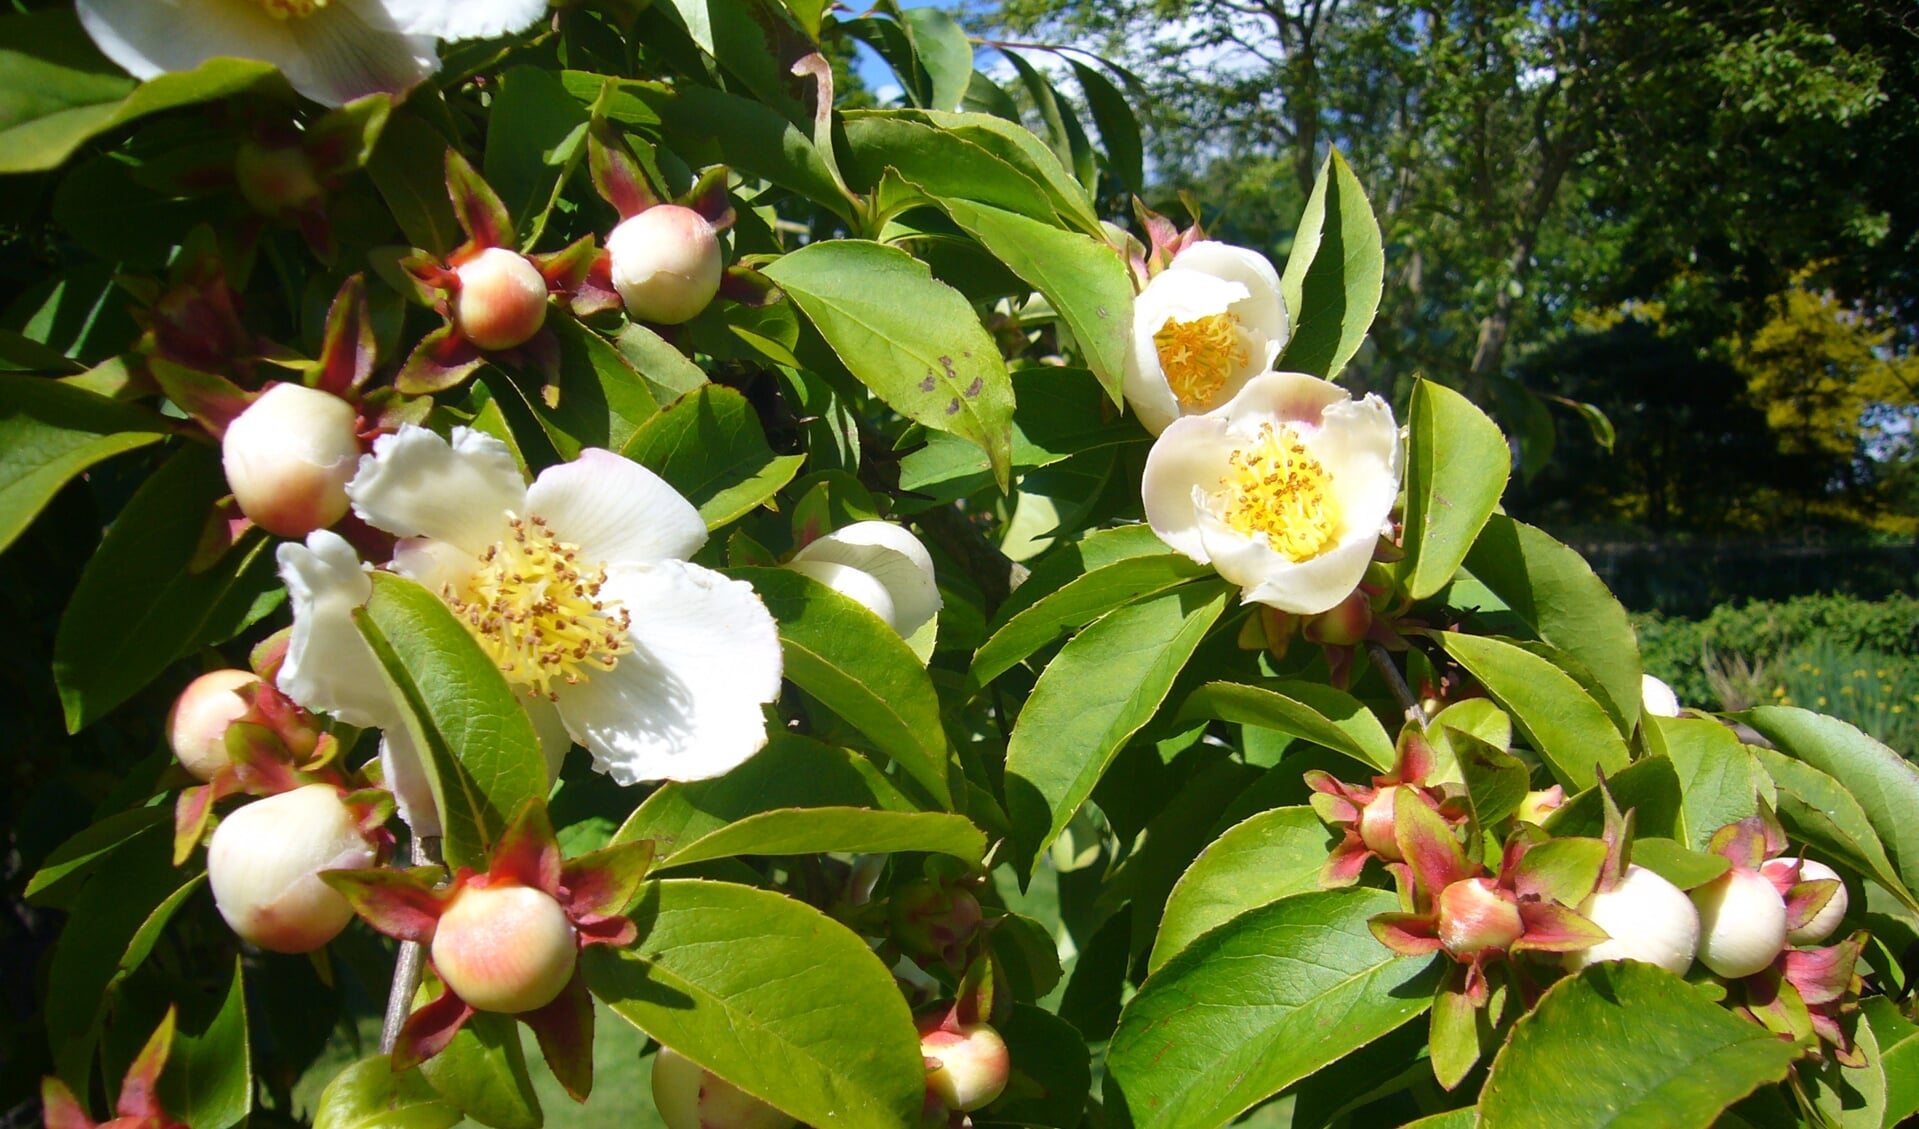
[148,359,252,438]
[1812,1011,1862,1066]
[395,324,485,395]
[42,1078,96,1129]
[347,426,523,552]
[680,166,736,230]
[402,253,458,299]
[490,801,563,894]
[1511,902,1608,954]
[1783,932,1865,1007]
[114,1007,176,1119]
[574,912,638,948]
[561,838,655,919]
[1320,837,1372,887]
[224,722,302,794]
[322,867,447,943]
[1370,912,1443,957]
[1460,958,1492,1009]
[393,986,475,1072]
[445,150,514,255]
[524,449,706,566]
[589,121,661,220]
[1393,787,1474,907]
[523,970,595,1102]
[315,274,377,397]
[275,531,394,729]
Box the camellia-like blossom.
[77,0,550,108]
[1124,241,1289,435]
[274,427,782,829]
[1143,370,1400,615]
[785,521,941,640]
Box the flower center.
[1154,312,1247,408]
[443,515,632,700]
[253,0,327,17]
[1215,422,1343,562]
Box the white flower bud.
[651,1046,795,1129]
[1566,864,1699,976]
[1691,867,1788,979]
[208,784,376,953]
[920,1021,1011,1112]
[1762,857,1850,944]
[606,205,722,325]
[431,883,577,1013]
[1641,674,1681,718]
[788,522,941,639]
[222,383,361,538]
[167,668,260,782]
[453,247,550,351]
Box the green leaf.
[1402,379,1510,600]
[763,239,1015,489]
[657,806,987,868]
[651,0,814,127]
[1865,997,1919,1126]
[889,109,1103,234]
[1436,632,1629,791]
[1149,806,1337,973]
[1478,962,1800,1128]
[989,913,1063,1003]
[620,384,803,529]
[1802,1005,1884,1129]
[24,805,169,906]
[484,66,589,248]
[0,11,280,174]
[1736,707,1919,899]
[1461,515,1642,735]
[1451,725,1531,828]
[1105,888,1440,1128]
[366,112,461,257]
[990,524,1176,624]
[934,198,1133,404]
[419,1010,541,1129]
[586,879,926,1128]
[972,553,1210,685]
[354,572,549,870]
[0,373,169,554]
[1275,149,1384,379]
[981,1004,1092,1129]
[1655,716,1760,850]
[899,6,974,113]
[1748,745,1917,913]
[732,567,953,808]
[615,323,708,403]
[1067,59,1144,193]
[54,446,281,732]
[313,1055,462,1129]
[161,960,251,1129]
[1004,581,1233,870]
[1627,838,1729,891]
[1545,756,1684,842]
[1178,679,1396,772]
[519,314,661,458]
[999,50,1096,191]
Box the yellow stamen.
[254,0,326,18]
[443,515,632,700]
[1154,312,1247,408]
[1216,422,1343,562]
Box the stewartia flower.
[1691,815,1814,979]
[786,521,942,640]
[207,783,390,953]
[77,0,549,108]
[919,1014,1011,1113]
[43,1009,185,1129]
[652,1047,795,1129]
[1143,370,1400,615]
[607,205,723,325]
[1641,673,1682,718]
[326,802,654,1093]
[221,382,362,538]
[1124,241,1290,434]
[1564,864,1699,976]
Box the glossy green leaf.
[419,1010,541,1129]
[972,553,1210,685]
[1478,962,1799,1128]
[658,806,987,868]
[1178,679,1396,771]
[652,0,813,126]
[732,567,953,808]
[516,314,660,458]
[484,66,589,248]
[982,1004,1092,1129]
[621,384,803,529]
[24,805,169,905]
[1748,745,1917,913]
[1437,632,1629,790]
[54,446,282,732]
[989,913,1063,1003]
[1627,838,1729,891]
[1067,59,1144,193]
[1004,581,1233,870]
[1802,1008,1883,1129]
[1275,149,1384,379]
[1451,725,1530,828]
[1461,514,1642,735]
[1865,997,1919,1126]
[899,6,974,112]
[1106,888,1440,1128]
[0,375,169,555]
[893,109,1103,234]
[990,525,1175,624]
[586,879,926,1128]
[999,49,1096,191]
[1545,756,1684,841]
[1403,379,1510,600]
[1149,806,1337,973]
[354,572,550,870]
[366,112,461,257]
[161,960,250,1129]
[615,323,708,403]
[1655,716,1760,850]
[763,239,1015,488]
[313,1055,462,1129]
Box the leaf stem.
[1367,640,1429,731]
[379,833,443,1055]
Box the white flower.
[1143,370,1400,615]
[786,521,941,640]
[1123,241,1289,435]
[77,0,550,108]
[274,427,783,829]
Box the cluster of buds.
[1307,725,1463,884]
[888,870,986,975]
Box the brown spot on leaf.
[945,398,961,415]
[965,377,983,398]
[919,372,936,393]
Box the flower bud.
[1515,786,1565,826]
[919,1018,1010,1112]
[1302,589,1373,647]
[208,783,377,953]
[235,142,324,219]
[651,1046,795,1129]
[1761,858,1849,944]
[168,668,261,781]
[1565,864,1698,976]
[606,205,722,324]
[1358,786,1404,861]
[1641,674,1681,719]
[431,882,578,1014]
[788,522,942,639]
[453,247,550,351]
[221,383,361,538]
[889,880,982,968]
[1691,867,1788,979]
[1436,877,1524,958]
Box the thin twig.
[1366,641,1429,731]
[379,834,443,1055]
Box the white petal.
[389,536,479,598]
[1142,415,1236,564]
[791,522,942,638]
[1219,370,1349,434]
[1198,506,1379,615]
[380,725,440,836]
[274,530,395,728]
[555,560,782,784]
[523,694,574,780]
[786,559,900,633]
[277,1,439,107]
[347,425,524,553]
[378,0,550,40]
[1642,675,1682,718]
[523,449,706,565]
[1170,241,1288,348]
